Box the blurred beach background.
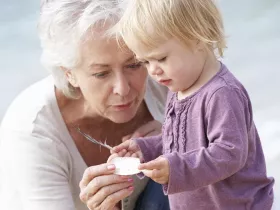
[0,0,279,208]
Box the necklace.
[76,127,113,150]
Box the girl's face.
[66,36,148,123]
[136,39,208,96]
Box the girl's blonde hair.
[116,0,226,57]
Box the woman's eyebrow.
[124,56,137,63]
[89,63,110,68]
[87,56,137,70]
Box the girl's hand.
[110,140,144,162]
[139,156,170,184]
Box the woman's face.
[67,36,148,123]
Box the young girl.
[111,0,274,209]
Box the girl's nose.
[147,62,163,76]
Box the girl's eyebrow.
[136,53,167,61]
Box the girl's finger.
[138,159,161,170]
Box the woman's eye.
[140,60,149,66]
[126,62,142,69]
[92,71,109,78]
[158,57,167,62]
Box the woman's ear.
[60,66,79,88]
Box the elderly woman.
[0,0,169,210]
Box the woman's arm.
[0,131,76,210]
[122,120,162,141]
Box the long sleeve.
[163,87,250,194]
[0,130,77,210]
[134,134,163,162]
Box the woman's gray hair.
[39,0,125,98]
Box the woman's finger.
[100,186,134,209]
[80,174,130,203]
[86,180,134,208]
[79,163,116,190]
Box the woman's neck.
[56,89,104,126]
[56,88,152,144]
[55,89,153,166]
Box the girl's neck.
[178,53,220,100]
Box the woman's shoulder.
[144,77,168,122]
[0,76,73,171]
[145,76,168,103]
[1,76,61,136]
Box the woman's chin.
[107,100,141,123]
[108,111,137,124]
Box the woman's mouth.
[112,101,134,111]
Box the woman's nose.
[113,74,130,96]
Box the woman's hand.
[79,163,134,210]
[122,120,162,142]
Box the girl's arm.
[163,87,251,194]
[135,134,163,162]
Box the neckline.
[50,84,88,169]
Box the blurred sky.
[0,0,280,208]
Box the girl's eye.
[158,57,167,62]
[92,71,109,79]
[126,62,142,69]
